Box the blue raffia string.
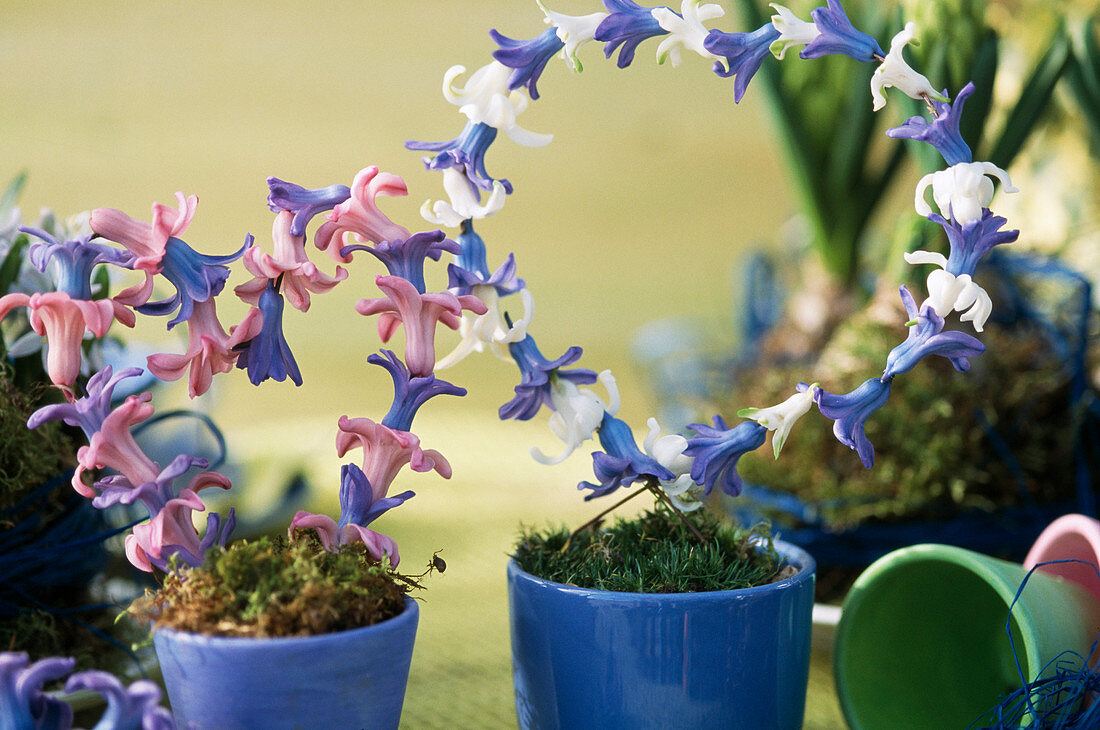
[969,559,1100,729]
[132,408,228,470]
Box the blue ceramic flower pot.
[154,596,418,730]
[508,540,816,730]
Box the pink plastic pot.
[1024,514,1100,607]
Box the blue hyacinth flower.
[684,416,767,497]
[814,378,891,468]
[23,227,134,300]
[928,209,1019,278]
[267,177,352,237]
[882,286,985,381]
[138,234,250,329]
[341,230,460,294]
[887,82,975,166]
[594,0,669,68]
[499,333,597,421]
[0,654,76,730]
[406,121,513,195]
[337,462,415,531]
[802,0,885,62]
[578,412,675,500]
[27,365,144,440]
[491,27,564,100]
[371,349,466,432]
[705,24,781,103]
[234,279,302,386]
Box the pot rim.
[152,593,418,647]
[507,537,815,600]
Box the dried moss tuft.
[514,507,790,593]
[134,532,412,638]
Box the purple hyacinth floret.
[65,671,175,730]
[578,412,675,500]
[22,228,134,300]
[27,365,144,440]
[370,349,466,432]
[594,0,669,69]
[490,27,564,100]
[704,24,780,103]
[267,177,352,238]
[138,234,250,329]
[802,0,885,62]
[684,416,767,497]
[448,222,526,297]
[157,509,237,571]
[341,230,460,295]
[92,453,210,514]
[337,462,415,531]
[499,334,597,421]
[814,378,891,468]
[928,209,1019,278]
[882,286,985,381]
[0,653,75,730]
[886,82,975,165]
[406,121,513,195]
[234,279,302,386]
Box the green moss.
[513,507,789,593]
[135,533,412,638]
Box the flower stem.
[643,480,708,545]
[561,487,649,552]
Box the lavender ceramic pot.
[507,540,816,730]
[154,596,418,730]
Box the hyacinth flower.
[796,0,885,62]
[594,0,670,68]
[536,2,609,71]
[642,417,702,512]
[355,274,487,378]
[881,286,985,380]
[90,192,249,328]
[435,61,553,148]
[27,364,141,442]
[420,167,508,228]
[65,670,175,730]
[498,331,597,421]
[870,23,949,111]
[652,0,725,67]
[0,653,75,729]
[336,415,452,504]
[236,211,348,312]
[704,24,780,103]
[886,81,975,166]
[914,160,1018,226]
[267,176,352,238]
[407,121,514,199]
[147,297,263,398]
[907,210,1019,279]
[813,378,892,468]
[535,370,621,465]
[23,226,135,300]
[371,349,467,432]
[738,385,818,458]
[289,463,414,566]
[490,26,564,99]
[314,166,411,264]
[234,279,302,386]
[578,412,675,500]
[341,229,460,295]
[684,416,767,497]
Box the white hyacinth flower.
[643,417,704,512]
[442,62,553,147]
[420,168,508,228]
[538,2,609,71]
[533,370,621,465]
[914,161,1019,226]
[653,0,725,67]
[768,4,819,59]
[436,285,533,369]
[738,385,818,458]
[924,269,993,332]
[870,22,948,111]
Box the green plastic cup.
[834,543,1100,729]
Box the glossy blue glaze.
[508,541,815,730]
[154,596,418,730]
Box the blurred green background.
[1,1,853,726]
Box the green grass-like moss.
[136,533,411,638]
[513,507,789,593]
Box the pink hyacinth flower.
[75,393,159,498]
[0,291,135,389]
[314,167,411,263]
[355,275,487,378]
[147,298,263,398]
[125,472,231,573]
[235,210,348,312]
[287,511,401,566]
[335,415,451,502]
